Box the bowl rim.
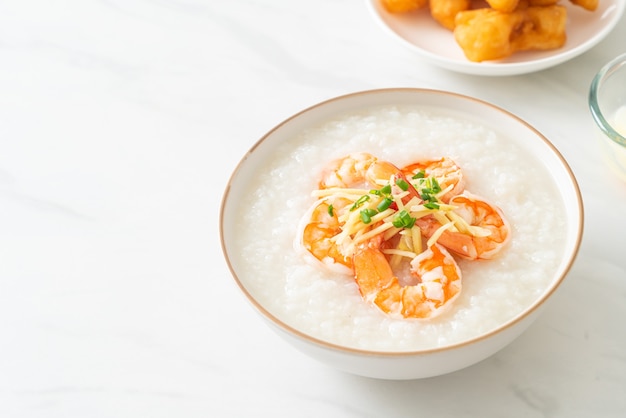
[219,87,585,357]
[589,52,626,147]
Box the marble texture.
[0,1,625,417]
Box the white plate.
[366,0,625,76]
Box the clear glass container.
[589,53,626,181]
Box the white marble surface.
[1,1,625,416]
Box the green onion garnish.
[395,178,409,191]
[430,177,441,194]
[412,170,426,179]
[392,210,416,229]
[350,195,370,211]
[377,197,393,212]
[360,208,378,224]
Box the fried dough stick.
[430,0,472,30]
[454,5,567,62]
[486,0,520,12]
[381,0,428,13]
[569,0,598,11]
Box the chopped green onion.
[377,197,393,212]
[417,176,443,206]
[424,202,440,210]
[412,170,425,179]
[392,210,416,229]
[350,195,370,211]
[360,208,377,224]
[430,177,441,194]
[395,178,409,191]
[327,204,334,217]
[421,191,433,201]
[380,184,392,195]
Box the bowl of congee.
[220,88,583,380]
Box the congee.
[232,104,566,352]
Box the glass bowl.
[589,53,626,181]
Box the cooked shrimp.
[298,153,511,320]
[301,197,353,270]
[353,240,462,319]
[319,152,416,191]
[402,156,465,203]
[301,154,418,271]
[416,192,510,260]
[319,152,379,189]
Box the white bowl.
[366,0,625,76]
[220,88,584,379]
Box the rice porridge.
[232,104,566,352]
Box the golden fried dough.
[486,0,520,12]
[430,0,472,30]
[454,9,522,61]
[569,0,598,11]
[454,5,567,62]
[381,0,428,13]
[379,0,597,63]
[527,0,560,6]
[511,5,567,52]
